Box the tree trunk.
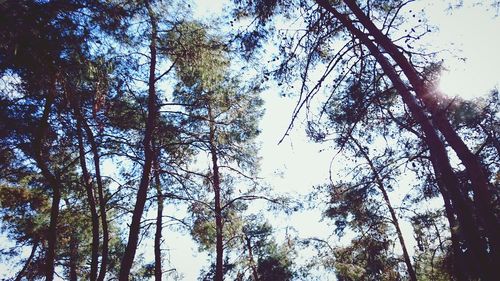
[154,156,163,281]
[350,137,417,281]
[75,110,100,281]
[428,151,467,281]
[208,104,224,281]
[67,199,79,281]
[69,237,78,281]
[244,235,259,281]
[386,106,466,280]
[343,0,499,264]
[314,1,490,279]
[14,241,38,281]
[33,78,61,281]
[81,108,109,281]
[40,148,61,281]
[119,2,158,279]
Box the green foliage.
[107,97,147,131]
[165,21,266,278]
[414,252,451,281]
[333,232,401,281]
[410,210,453,281]
[0,183,49,244]
[166,21,264,142]
[257,243,295,281]
[190,202,245,251]
[165,21,228,91]
[242,217,298,280]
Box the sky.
[415,1,500,99]
[1,0,499,280]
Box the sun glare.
[437,46,500,100]
[437,65,498,100]
[430,2,500,100]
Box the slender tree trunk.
[315,1,490,279]
[69,236,78,281]
[75,111,100,281]
[244,235,259,281]
[39,142,61,281]
[208,104,224,281]
[67,201,79,281]
[14,241,38,281]
[350,137,417,281]
[343,0,499,263]
[69,253,78,281]
[33,78,61,281]
[119,2,158,279]
[81,109,109,281]
[153,154,163,281]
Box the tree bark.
[314,1,490,279]
[208,104,224,281]
[119,1,158,279]
[386,106,466,280]
[33,78,61,281]
[244,235,259,281]
[343,0,499,263]
[67,200,79,281]
[39,145,61,281]
[75,109,100,281]
[153,155,163,281]
[350,137,417,281]
[81,108,109,281]
[428,151,467,281]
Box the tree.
[233,0,499,279]
[118,1,161,279]
[165,20,264,280]
[1,1,126,279]
[1,1,498,280]
[411,210,454,281]
[0,181,49,280]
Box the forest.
[0,0,499,280]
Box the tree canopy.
[0,0,498,280]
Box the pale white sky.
[411,1,500,99]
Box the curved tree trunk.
[343,0,499,265]
[428,151,467,281]
[76,115,100,281]
[315,1,490,279]
[385,105,466,280]
[38,148,61,281]
[81,110,109,281]
[14,241,38,281]
[119,1,158,279]
[244,235,259,281]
